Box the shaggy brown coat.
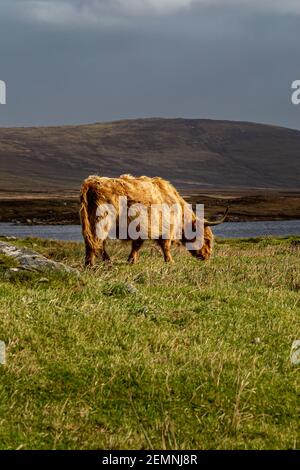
[80,174,224,266]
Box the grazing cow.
[80,174,228,266]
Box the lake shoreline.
[0,189,300,225]
[1,219,299,241]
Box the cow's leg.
[85,243,97,267]
[100,240,111,262]
[85,240,110,266]
[128,239,144,264]
[157,238,174,263]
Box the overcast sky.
[0,0,299,128]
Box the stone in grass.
[0,241,78,275]
[290,340,300,365]
[126,283,138,295]
[105,282,138,297]
[252,337,261,345]
[0,341,5,365]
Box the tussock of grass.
[0,236,299,449]
[0,254,19,273]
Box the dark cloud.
[0,0,299,128]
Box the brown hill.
[0,118,299,194]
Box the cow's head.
[187,208,228,261]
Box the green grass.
[0,235,299,450]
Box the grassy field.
[0,235,299,450]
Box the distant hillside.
[0,118,299,193]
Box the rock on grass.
[0,241,78,274]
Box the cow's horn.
[204,208,229,227]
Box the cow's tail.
[80,179,98,251]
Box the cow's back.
[83,174,185,208]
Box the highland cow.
[80,174,228,266]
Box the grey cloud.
[0,1,299,129]
[4,1,300,28]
